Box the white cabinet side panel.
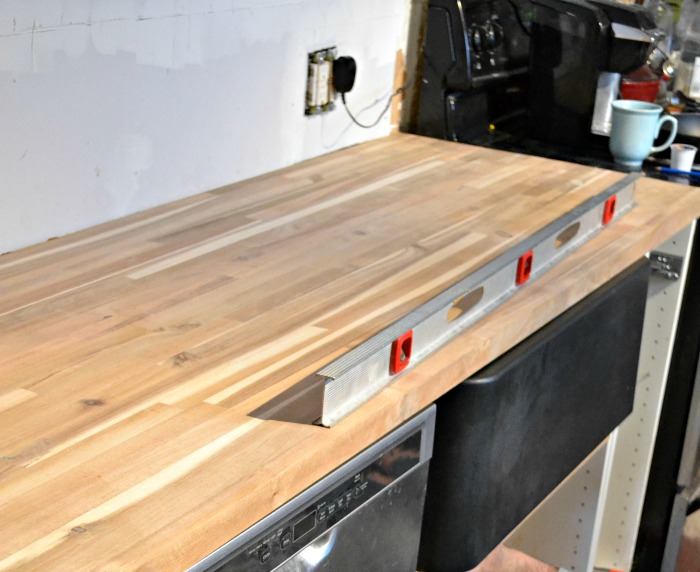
[595,222,696,571]
[505,438,613,572]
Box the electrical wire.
[340,78,412,129]
[505,0,532,36]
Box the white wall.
[0,0,408,254]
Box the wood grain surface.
[1,133,699,571]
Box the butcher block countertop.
[2,133,700,571]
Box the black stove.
[410,0,700,188]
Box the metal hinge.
[650,251,683,281]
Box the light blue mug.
[609,100,678,168]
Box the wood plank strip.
[0,196,217,272]
[0,389,36,413]
[0,418,263,570]
[127,159,446,279]
[0,404,181,501]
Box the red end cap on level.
[516,250,534,286]
[603,195,617,225]
[390,330,414,375]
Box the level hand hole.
[447,287,485,323]
[555,222,580,248]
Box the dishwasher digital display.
[293,510,317,542]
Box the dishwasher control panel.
[199,429,423,571]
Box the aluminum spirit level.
[315,173,639,426]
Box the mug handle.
[651,115,679,154]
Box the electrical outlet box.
[306,47,337,115]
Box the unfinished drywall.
[0,0,408,253]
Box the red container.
[620,78,661,103]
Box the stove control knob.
[471,27,483,53]
[493,22,505,46]
[484,23,498,49]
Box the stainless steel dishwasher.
[188,406,435,572]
